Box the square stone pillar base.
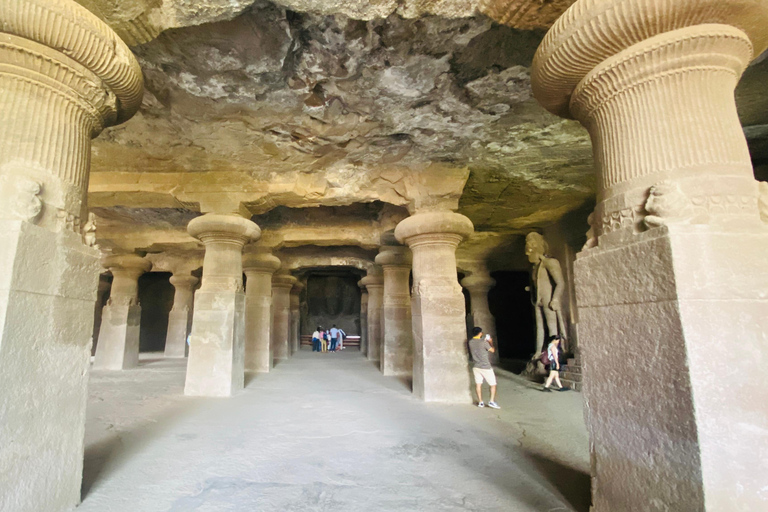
[185,289,245,397]
[576,224,768,511]
[411,288,472,403]
[164,309,190,358]
[381,305,413,377]
[94,304,141,369]
[0,221,99,512]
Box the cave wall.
[305,274,361,336]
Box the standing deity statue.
[525,232,566,356]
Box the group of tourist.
[469,327,568,409]
[311,325,347,353]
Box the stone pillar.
[395,211,474,402]
[358,280,369,355]
[531,2,768,510]
[290,281,304,354]
[359,266,383,363]
[375,246,413,376]
[461,273,498,365]
[243,252,280,372]
[94,255,152,370]
[184,214,260,397]
[0,2,142,510]
[164,274,198,358]
[271,272,297,362]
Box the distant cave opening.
[138,272,175,353]
[303,269,362,338]
[489,271,535,362]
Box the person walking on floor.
[543,335,567,391]
[311,327,321,352]
[468,326,500,409]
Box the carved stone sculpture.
[83,212,98,248]
[644,180,693,228]
[525,232,565,355]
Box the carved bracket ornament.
[584,179,763,249]
[0,174,43,223]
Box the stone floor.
[80,349,591,512]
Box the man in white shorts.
[468,326,500,409]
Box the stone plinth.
[184,214,260,397]
[0,1,142,511]
[94,255,152,370]
[164,274,198,357]
[290,281,304,354]
[358,280,369,356]
[243,252,280,372]
[375,246,414,376]
[461,273,498,365]
[359,267,383,363]
[532,1,768,509]
[272,273,297,362]
[395,211,474,402]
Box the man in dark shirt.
[468,326,500,409]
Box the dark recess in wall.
[305,271,362,336]
[489,271,535,361]
[138,272,174,352]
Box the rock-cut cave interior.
[2,0,768,511]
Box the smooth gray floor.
[81,348,590,511]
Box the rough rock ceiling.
[80,0,768,266]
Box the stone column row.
[243,252,280,373]
[184,214,260,397]
[376,245,413,376]
[0,1,143,510]
[531,1,768,509]
[94,255,152,370]
[395,211,474,402]
[164,274,198,358]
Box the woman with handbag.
[542,335,566,391]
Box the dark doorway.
[138,272,174,352]
[305,270,361,336]
[489,271,535,361]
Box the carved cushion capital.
[375,246,412,267]
[102,254,152,274]
[242,252,281,274]
[0,0,144,124]
[169,275,199,288]
[532,0,768,118]
[272,273,298,289]
[394,211,474,246]
[461,275,496,292]
[188,214,261,246]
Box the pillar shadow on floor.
[524,452,591,512]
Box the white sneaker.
[488,401,500,409]
[477,401,485,408]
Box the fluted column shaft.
[532,2,768,510]
[0,2,143,510]
[164,274,198,358]
[94,255,151,370]
[461,274,498,364]
[395,211,474,402]
[272,273,297,362]
[243,253,280,372]
[376,246,413,376]
[185,214,260,397]
[360,267,383,363]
